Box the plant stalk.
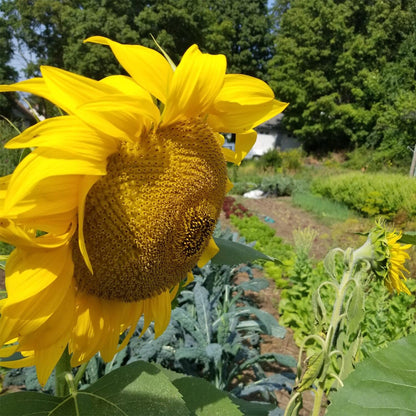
[311,385,325,416]
[55,346,72,397]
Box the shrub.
[260,175,296,197]
[256,149,282,171]
[281,148,305,172]
[311,172,416,219]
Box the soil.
[225,196,335,415]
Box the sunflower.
[366,222,412,295]
[0,37,288,385]
[384,231,412,295]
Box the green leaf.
[230,397,275,416]
[297,351,325,393]
[82,361,189,416]
[327,334,416,415]
[399,231,416,245]
[236,306,286,338]
[346,284,365,334]
[159,366,243,416]
[212,238,275,265]
[0,391,61,415]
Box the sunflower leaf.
[0,391,61,415]
[327,334,416,415]
[212,237,275,265]
[159,366,243,415]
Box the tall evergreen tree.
[0,12,18,119]
[269,0,416,159]
[205,0,273,80]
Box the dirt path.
[224,196,340,414]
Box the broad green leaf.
[346,284,365,334]
[236,306,286,338]
[0,391,61,415]
[399,231,416,245]
[193,283,212,343]
[327,334,416,416]
[159,366,243,416]
[297,351,324,392]
[212,238,275,265]
[230,397,275,416]
[323,248,343,281]
[82,360,189,416]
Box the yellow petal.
[209,99,288,133]
[0,78,49,101]
[86,36,173,103]
[0,355,35,369]
[0,246,73,344]
[35,331,68,387]
[19,283,75,350]
[208,74,288,133]
[10,210,77,235]
[100,75,151,98]
[4,245,73,314]
[70,292,105,366]
[215,74,275,105]
[0,218,76,250]
[99,299,125,362]
[40,66,118,114]
[162,45,226,125]
[6,116,119,159]
[184,272,194,287]
[75,94,159,140]
[0,344,19,358]
[30,287,75,386]
[234,130,258,165]
[5,148,106,216]
[225,178,234,193]
[152,290,172,337]
[78,175,101,274]
[197,237,219,267]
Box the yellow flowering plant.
[285,221,414,416]
[0,38,287,414]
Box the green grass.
[292,191,355,224]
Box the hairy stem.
[55,347,72,397]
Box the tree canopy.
[1,0,415,164]
[268,0,416,163]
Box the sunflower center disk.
[72,119,227,302]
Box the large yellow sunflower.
[0,37,287,385]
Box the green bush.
[256,149,282,171]
[281,148,304,172]
[260,175,296,197]
[311,172,416,219]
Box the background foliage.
[2,0,416,165]
[269,0,416,161]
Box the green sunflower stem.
[55,346,72,397]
